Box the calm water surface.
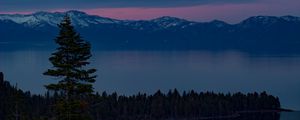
[220,112,300,120]
[0,50,300,112]
[280,112,300,120]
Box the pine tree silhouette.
[44,15,97,120]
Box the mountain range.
[1,10,300,53]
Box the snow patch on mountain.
[151,16,194,28]
[0,11,299,30]
[280,16,300,22]
[0,10,120,28]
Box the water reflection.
[231,112,280,120]
[0,50,300,111]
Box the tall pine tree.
[44,15,97,120]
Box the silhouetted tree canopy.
[43,15,97,120]
[0,72,281,120]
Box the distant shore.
[195,109,294,120]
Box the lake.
[218,112,300,120]
[280,112,300,120]
[0,50,300,112]
[222,112,300,120]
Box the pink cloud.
[82,3,270,23]
[0,11,33,15]
[82,1,300,23]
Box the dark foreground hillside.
[0,72,282,120]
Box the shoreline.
[194,109,294,120]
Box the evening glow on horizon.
[0,0,300,23]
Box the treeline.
[0,88,50,120]
[0,72,281,120]
[0,72,53,120]
[89,90,280,120]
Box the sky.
[0,0,300,23]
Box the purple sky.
[0,0,300,23]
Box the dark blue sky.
[0,0,258,9]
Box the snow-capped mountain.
[0,10,203,30]
[150,16,196,28]
[280,15,300,22]
[0,10,120,28]
[0,11,300,53]
[238,15,300,28]
[0,10,194,29]
[0,10,299,29]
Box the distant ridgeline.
[0,72,281,119]
[0,11,300,54]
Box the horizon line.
[0,10,299,24]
